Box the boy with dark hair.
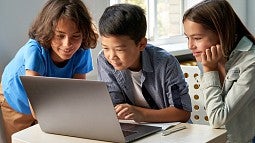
[97,3,191,123]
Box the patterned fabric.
[97,44,192,112]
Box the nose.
[63,37,72,47]
[188,39,195,50]
[108,50,117,60]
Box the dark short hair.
[183,0,255,59]
[99,3,147,44]
[29,0,98,49]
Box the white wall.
[229,0,246,23]
[0,0,108,80]
[247,0,255,34]
[84,0,109,80]
[0,1,46,80]
[229,0,255,35]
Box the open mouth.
[61,48,74,54]
[64,48,73,52]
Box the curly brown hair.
[29,0,98,49]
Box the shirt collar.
[142,45,153,72]
[234,36,253,52]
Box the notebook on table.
[20,76,161,143]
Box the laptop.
[20,76,161,143]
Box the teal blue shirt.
[1,39,93,114]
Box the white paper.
[119,120,180,130]
[140,122,181,130]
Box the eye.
[73,34,82,39]
[194,37,202,40]
[116,49,126,53]
[116,49,124,52]
[56,34,65,39]
[102,47,109,50]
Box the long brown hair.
[29,0,98,49]
[183,0,255,59]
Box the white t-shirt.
[129,70,150,108]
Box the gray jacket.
[202,37,255,142]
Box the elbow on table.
[181,111,191,123]
[209,119,225,129]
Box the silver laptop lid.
[20,76,125,143]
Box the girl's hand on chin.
[202,44,223,72]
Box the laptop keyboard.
[120,123,138,137]
[122,130,137,137]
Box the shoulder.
[26,39,42,49]
[12,39,46,60]
[97,50,107,61]
[144,44,175,59]
[97,50,115,70]
[230,44,255,67]
[27,39,40,46]
[22,39,44,54]
[143,44,177,64]
[142,44,180,73]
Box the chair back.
[181,65,209,125]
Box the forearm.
[202,71,226,128]
[137,106,190,123]
[73,74,86,79]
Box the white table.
[12,123,226,143]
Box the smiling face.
[101,35,146,71]
[183,19,220,62]
[50,17,83,64]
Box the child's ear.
[139,38,147,51]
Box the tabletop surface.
[12,122,227,143]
